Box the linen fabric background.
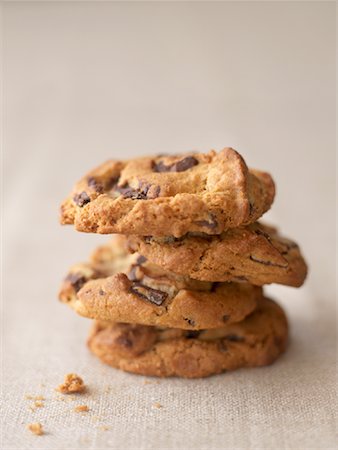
[2,2,336,449]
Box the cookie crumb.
[57,373,86,394]
[74,405,89,413]
[27,423,44,435]
[25,395,45,401]
[99,425,110,431]
[152,402,162,409]
[143,380,161,385]
[34,400,44,408]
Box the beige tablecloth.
[3,2,336,449]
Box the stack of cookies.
[59,148,307,378]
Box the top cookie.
[60,148,275,237]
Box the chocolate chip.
[254,228,272,241]
[161,236,177,244]
[73,191,91,207]
[249,202,255,216]
[249,255,287,268]
[222,315,230,323]
[225,334,245,342]
[115,182,160,200]
[152,161,170,173]
[136,255,147,265]
[186,330,201,339]
[106,176,120,191]
[87,177,104,193]
[65,273,87,292]
[128,265,140,281]
[194,214,218,230]
[184,318,196,327]
[115,335,133,348]
[115,184,148,200]
[130,283,168,306]
[152,156,199,173]
[174,156,199,172]
[99,289,105,296]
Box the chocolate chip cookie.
[60,148,275,237]
[87,296,288,378]
[126,223,307,286]
[59,237,261,329]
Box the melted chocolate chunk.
[254,228,272,240]
[128,255,147,280]
[116,184,149,200]
[194,214,218,230]
[130,283,168,306]
[249,202,255,216]
[73,191,91,207]
[116,335,133,348]
[136,255,147,265]
[115,182,160,200]
[152,156,199,173]
[249,255,288,268]
[184,318,196,327]
[106,176,120,191]
[87,176,104,193]
[174,156,199,172]
[128,265,140,281]
[186,330,201,339]
[225,334,245,342]
[65,273,87,292]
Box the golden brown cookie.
[60,148,275,237]
[59,237,261,329]
[126,223,307,286]
[87,297,288,378]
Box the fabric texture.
[2,2,336,449]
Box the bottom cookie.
[87,297,288,378]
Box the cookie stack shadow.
[59,148,307,378]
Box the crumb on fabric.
[152,402,162,409]
[98,425,110,431]
[27,423,44,435]
[34,400,44,408]
[25,395,45,401]
[74,405,89,413]
[57,373,86,394]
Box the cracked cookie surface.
[59,237,261,329]
[127,223,307,286]
[87,297,288,378]
[60,148,275,237]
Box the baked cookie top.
[88,296,288,378]
[60,148,275,237]
[59,237,261,329]
[126,223,307,286]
